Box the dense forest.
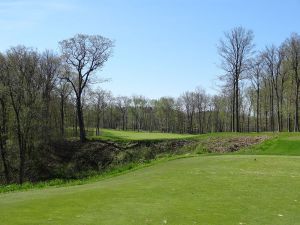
[1,27,300,184]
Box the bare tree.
[262,45,285,132]
[116,96,131,131]
[56,78,71,137]
[0,53,10,183]
[40,50,61,139]
[194,87,207,133]
[218,26,254,132]
[6,46,41,184]
[92,89,108,135]
[59,34,114,142]
[249,55,263,132]
[131,96,147,131]
[154,97,175,132]
[285,33,300,132]
[180,91,196,133]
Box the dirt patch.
[200,136,270,153]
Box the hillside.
[1,131,300,224]
[1,155,300,225]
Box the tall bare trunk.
[232,82,236,132]
[0,98,10,183]
[235,79,239,132]
[60,94,65,137]
[76,97,86,142]
[295,81,299,132]
[256,86,260,132]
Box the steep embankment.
[34,134,269,181]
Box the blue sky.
[0,0,299,98]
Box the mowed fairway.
[1,155,300,225]
[90,129,196,141]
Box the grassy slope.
[2,130,300,224]
[1,155,300,225]
[238,132,300,156]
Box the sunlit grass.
[1,155,300,225]
[89,129,197,141]
[2,130,300,224]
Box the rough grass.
[1,155,300,225]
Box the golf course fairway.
[1,155,300,225]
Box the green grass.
[89,128,277,142]
[0,155,190,194]
[2,131,300,224]
[238,132,300,156]
[1,155,300,225]
[89,129,197,141]
[0,161,154,193]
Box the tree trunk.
[95,111,100,136]
[232,82,236,132]
[265,110,268,131]
[197,110,201,133]
[280,95,284,132]
[122,112,125,130]
[270,84,274,132]
[276,90,281,132]
[42,93,51,141]
[60,94,65,137]
[247,108,251,132]
[9,91,25,184]
[188,113,194,134]
[235,79,239,132]
[16,114,25,184]
[295,82,299,132]
[0,98,10,183]
[0,143,9,183]
[288,113,291,132]
[203,110,206,133]
[110,107,113,129]
[125,113,128,130]
[256,87,260,132]
[76,97,86,142]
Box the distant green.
[90,128,196,141]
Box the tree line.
[218,27,300,133]
[1,29,300,184]
[0,34,114,184]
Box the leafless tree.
[180,91,196,133]
[6,46,41,184]
[116,96,131,131]
[56,78,72,137]
[40,50,61,139]
[91,89,109,135]
[249,55,264,132]
[218,26,254,132]
[194,87,207,133]
[285,33,300,132]
[262,45,285,131]
[59,34,114,142]
[0,53,10,183]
